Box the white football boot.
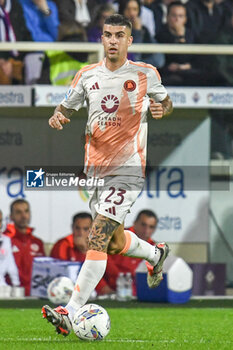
[146,243,170,288]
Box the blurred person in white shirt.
[0,210,20,287]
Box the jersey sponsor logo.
[98,115,121,127]
[105,207,116,215]
[90,82,100,90]
[101,95,119,113]
[124,80,136,92]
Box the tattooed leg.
[65,214,119,313]
[107,223,126,254]
[88,214,120,252]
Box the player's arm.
[48,104,75,130]
[147,65,173,120]
[49,71,85,130]
[149,94,173,120]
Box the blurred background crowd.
[0,0,232,86]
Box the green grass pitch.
[0,304,233,350]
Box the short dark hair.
[10,199,29,214]
[167,1,186,15]
[104,14,132,32]
[72,212,92,225]
[135,210,158,222]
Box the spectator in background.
[0,0,32,84]
[87,0,111,21]
[186,0,225,85]
[53,0,77,22]
[119,0,164,67]
[0,209,20,288]
[73,0,91,27]
[50,212,92,261]
[4,199,45,296]
[115,0,156,38]
[19,0,59,42]
[106,210,158,294]
[157,1,201,85]
[53,0,90,28]
[146,0,177,35]
[20,0,60,84]
[215,10,233,86]
[141,0,161,36]
[219,0,233,27]
[88,3,115,43]
[187,0,225,43]
[130,210,158,243]
[50,212,115,296]
[38,20,89,85]
[135,0,156,37]
[211,7,233,160]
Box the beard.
[15,221,29,229]
[107,52,119,62]
[109,56,118,62]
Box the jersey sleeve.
[61,72,85,111]
[147,66,168,102]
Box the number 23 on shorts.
[104,187,126,205]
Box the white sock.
[65,250,107,321]
[120,230,160,266]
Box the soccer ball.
[72,303,111,341]
[47,276,74,305]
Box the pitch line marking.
[0,337,155,343]
[1,337,233,344]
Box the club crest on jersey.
[101,95,119,113]
[124,80,136,92]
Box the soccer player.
[42,14,173,336]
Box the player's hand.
[48,112,70,130]
[149,98,164,120]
